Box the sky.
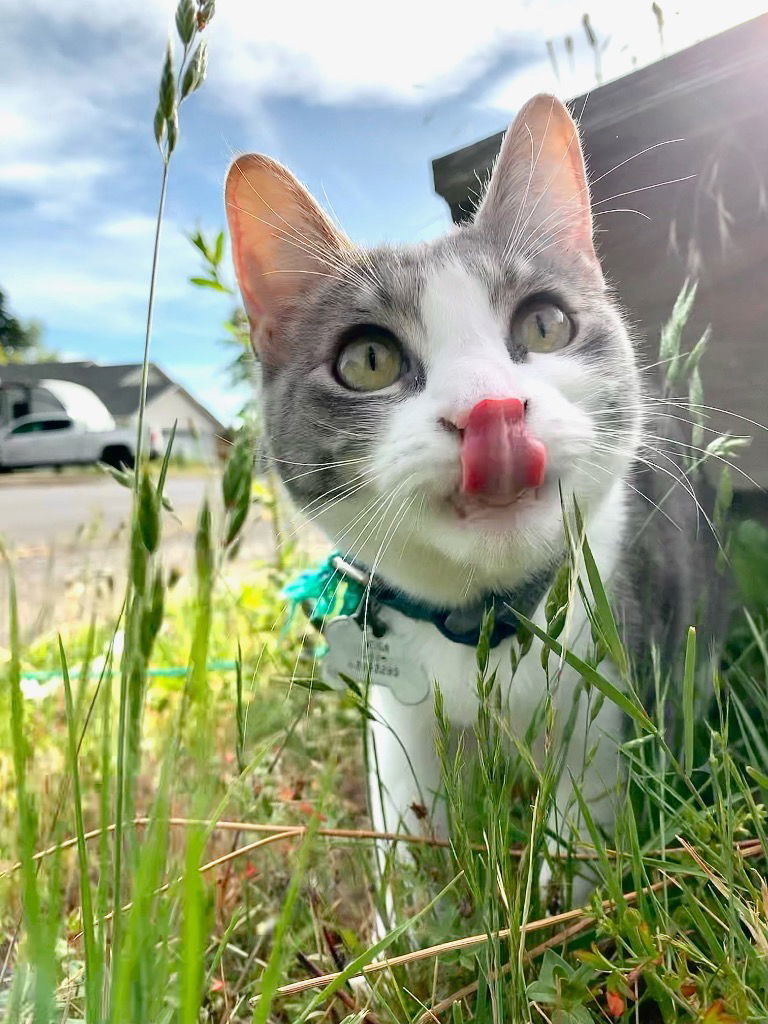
[2,0,766,424]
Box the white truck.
[0,380,160,472]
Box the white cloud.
[479,1,768,112]
[204,1,541,109]
[1,213,197,336]
[96,215,163,241]
[4,0,765,222]
[0,157,113,218]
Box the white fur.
[315,261,634,910]
[320,260,633,603]
[365,480,627,878]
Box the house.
[432,13,768,505]
[0,361,229,462]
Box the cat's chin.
[448,486,543,530]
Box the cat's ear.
[225,155,351,362]
[475,94,600,275]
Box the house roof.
[432,12,768,222]
[0,361,227,433]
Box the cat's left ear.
[225,154,351,364]
[475,94,601,278]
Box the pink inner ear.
[225,154,351,358]
[475,94,600,271]
[228,219,267,323]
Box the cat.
[224,94,716,910]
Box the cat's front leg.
[366,682,446,840]
[543,689,623,909]
[365,683,445,940]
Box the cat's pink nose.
[459,397,547,500]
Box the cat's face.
[226,96,642,604]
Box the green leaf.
[545,561,571,638]
[188,275,228,292]
[181,40,208,98]
[188,230,210,259]
[689,366,705,451]
[99,461,134,488]
[476,607,493,677]
[683,626,697,775]
[156,419,177,502]
[683,324,711,377]
[195,498,213,587]
[175,0,196,44]
[574,505,628,676]
[249,816,320,1024]
[659,277,697,388]
[141,569,165,659]
[153,104,166,146]
[573,948,612,971]
[130,521,147,591]
[139,470,160,553]
[166,110,178,155]
[526,981,559,1002]
[214,230,225,265]
[158,42,176,119]
[570,775,625,907]
[225,500,249,547]
[512,611,655,733]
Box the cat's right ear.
[225,155,351,363]
[474,94,601,277]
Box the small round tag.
[323,615,431,706]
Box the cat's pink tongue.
[460,398,547,503]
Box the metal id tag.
[322,614,431,706]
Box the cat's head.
[225,95,642,605]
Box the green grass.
[3,437,768,1024]
[3,4,768,1021]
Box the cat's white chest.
[367,598,590,732]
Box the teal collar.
[283,552,554,649]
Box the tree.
[0,289,46,363]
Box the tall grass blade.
[3,550,55,1024]
[59,636,102,1022]
[156,418,178,501]
[292,873,463,1024]
[573,506,628,676]
[251,814,321,1024]
[512,611,655,732]
[683,626,697,775]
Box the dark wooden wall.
[433,14,768,491]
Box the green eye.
[335,331,404,391]
[514,302,572,353]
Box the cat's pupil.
[536,313,547,339]
[367,344,377,371]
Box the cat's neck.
[350,480,629,609]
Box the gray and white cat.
[224,95,712,903]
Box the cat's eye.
[335,330,404,392]
[513,302,573,353]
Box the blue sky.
[3,0,765,423]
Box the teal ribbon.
[281,552,365,629]
[20,661,237,682]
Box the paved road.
[0,472,281,645]
[0,473,212,550]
